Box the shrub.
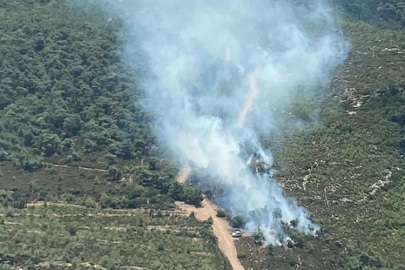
[231,216,246,228]
[84,197,97,208]
[216,209,227,218]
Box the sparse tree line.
[0,201,229,270]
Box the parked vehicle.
[231,231,242,238]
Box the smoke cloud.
[102,0,348,244]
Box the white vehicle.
[231,231,242,238]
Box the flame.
[176,165,191,184]
[237,67,259,128]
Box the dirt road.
[175,165,244,270]
[176,200,244,270]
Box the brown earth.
[176,199,245,270]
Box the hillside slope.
[1,0,405,270]
[0,1,222,269]
[237,8,405,270]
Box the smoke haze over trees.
[0,0,405,269]
[100,0,349,244]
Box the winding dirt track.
[43,163,108,172]
[176,167,244,270]
[176,200,244,270]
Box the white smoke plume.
[100,0,348,244]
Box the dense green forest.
[0,1,207,269]
[336,0,405,28]
[1,0,405,269]
[0,0,203,209]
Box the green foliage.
[67,223,77,236]
[0,0,224,269]
[0,204,229,269]
[216,209,227,218]
[267,18,405,269]
[0,190,13,207]
[267,245,274,255]
[0,0,203,212]
[207,216,213,225]
[335,0,405,29]
[0,0,155,170]
[230,216,246,228]
[1,0,405,269]
[83,196,97,208]
[253,230,263,241]
[289,257,297,267]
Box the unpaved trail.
[24,201,183,215]
[176,200,244,270]
[26,201,85,208]
[43,163,108,173]
[175,165,244,270]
